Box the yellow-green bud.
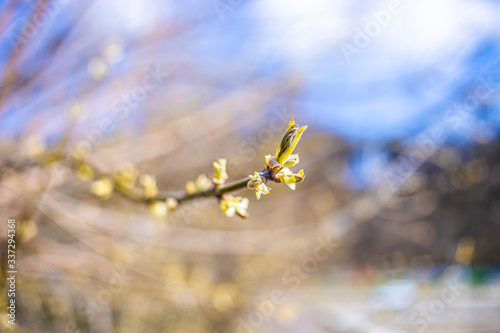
[149,201,167,218]
[186,174,212,194]
[247,171,271,200]
[212,158,229,185]
[113,163,139,189]
[219,195,249,219]
[90,177,114,199]
[166,197,179,210]
[76,163,94,181]
[275,118,307,165]
[276,168,305,190]
[140,174,159,199]
[283,154,300,168]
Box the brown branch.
[84,159,257,204]
[166,176,251,203]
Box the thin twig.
[167,176,252,203]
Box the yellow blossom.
[140,174,159,199]
[219,195,249,219]
[283,154,300,168]
[113,163,139,189]
[90,177,114,199]
[186,174,212,194]
[275,168,305,190]
[247,171,271,200]
[212,158,229,185]
[166,197,179,210]
[149,201,167,218]
[76,163,94,181]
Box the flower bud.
[90,177,114,199]
[24,136,45,159]
[76,163,94,181]
[212,158,229,185]
[166,197,179,210]
[275,118,307,165]
[113,163,139,189]
[186,174,212,194]
[219,195,249,219]
[275,168,305,190]
[149,201,167,218]
[140,174,159,199]
[265,154,282,174]
[283,154,300,168]
[247,171,271,200]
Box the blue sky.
[1,0,499,154]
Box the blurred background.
[1,0,500,332]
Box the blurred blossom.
[276,303,300,326]
[455,237,476,265]
[102,41,124,64]
[212,158,228,185]
[114,163,139,189]
[149,200,167,218]
[0,1,499,332]
[212,283,238,312]
[75,163,94,181]
[90,177,114,199]
[87,57,107,80]
[23,136,46,158]
[140,174,159,198]
[19,219,39,243]
[185,174,212,194]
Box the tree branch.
[168,176,251,203]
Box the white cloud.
[377,0,499,66]
[253,0,500,69]
[82,0,169,37]
[251,0,349,61]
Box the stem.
[84,159,265,205]
[215,176,251,197]
[158,176,251,203]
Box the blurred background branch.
[0,1,500,332]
